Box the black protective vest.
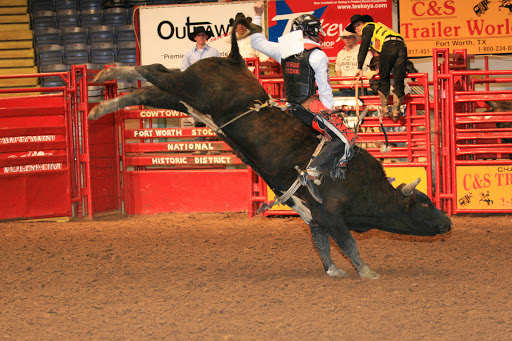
[282,48,319,104]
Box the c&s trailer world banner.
[400,0,512,57]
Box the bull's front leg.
[309,223,347,277]
[329,228,379,279]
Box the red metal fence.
[1,49,511,220]
[0,66,94,220]
[433,49,512,214]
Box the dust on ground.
[1,213,511,340]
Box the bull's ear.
[403,193,417,212]
[229,18,234,26]
[247,17,253,24]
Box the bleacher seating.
[55,0,78,10]
[115,24,135,41]
[79,0,103,10]
[80,8,102,27]
[32,10,57,28]
[37,44,64,66]
[30,0,195,89]
[30,0,55,12]
[40,63,70,88]
[63,43,89,64]
[88,25,115,43]
[103,7,128,26]
[61,26,88,45]
[34,27,61,46]
[90,42,116,64]
[116,40,136,64]
[56,9,80,27]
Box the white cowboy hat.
[340,29,361,44]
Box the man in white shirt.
[335,30,373,97]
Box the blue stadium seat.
[36,44,64,66]
[90,42,116,65]
[40,63,70,88]
[32,10,57,28]
[64,43,90,65]
[54,0,78,11]
[115,24,135,42]
[61,26,88,45]
[103,0,126,8]
[88,25,115,44]
[29,0,55,12]
[56,9,79,27]
[79,0,103,10]
[116,40,137,64]
[80,8,102,27]
[103,7,128,26]
[34,27,61,46]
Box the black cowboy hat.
[345,14,374,33]
[229,12,252,26]
[189,26,214,41]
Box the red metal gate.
[433,48,512,214]
[0,67,94,220]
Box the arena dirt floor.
[0,213,511,340]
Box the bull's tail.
[227,14,247,64]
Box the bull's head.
[387,178,452,236]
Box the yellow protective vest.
[363,22,404,52]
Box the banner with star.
[266,0,393,62]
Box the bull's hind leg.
[88,85,186,120]
[310,223,347,277]
[93,64,180,93]
[93,66,148,83]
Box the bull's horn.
[402,178,421,196]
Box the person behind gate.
[346,14,408,122]
[247,2,354,203]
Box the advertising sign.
[267,0,393,62]
[139,0,393,67]
[400,0,512,57]
[139,1,262,69]
[456,165,512,210]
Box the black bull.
[88,25,451,279]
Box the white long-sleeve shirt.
[250,15,333,109]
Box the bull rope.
[214,96,286,133]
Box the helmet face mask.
[291,14,325,44]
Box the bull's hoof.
[88,105,102,120]
[326,264,348,277]
[358,266,380,279]
[92,68,112,83]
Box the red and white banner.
[267,0,393,62]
